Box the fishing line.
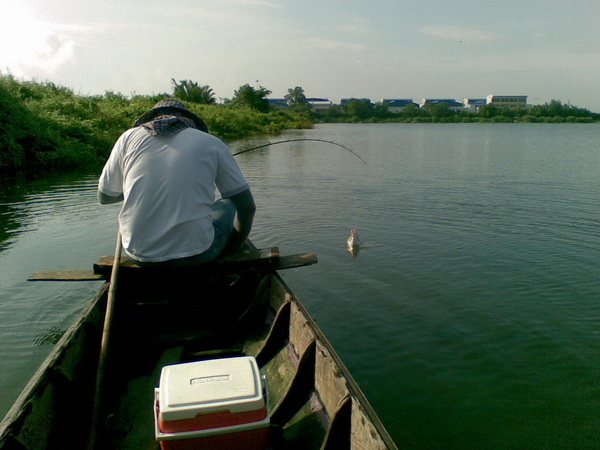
[232,138,367,165]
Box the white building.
[486,95,528,108]
[463,98,487,112]
[307,98,332,111]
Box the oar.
[89,230,122,449]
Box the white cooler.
[154,356,269,449]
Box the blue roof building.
[340,98,372,105]
[463,98,487,112]
[419,99,464,110]
[267,98,289,109]
[306,98,332,110]
[381,99,418,112]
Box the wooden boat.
[0,246,397,449]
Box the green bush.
[0,75,312,174]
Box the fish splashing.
[347,229,361,258]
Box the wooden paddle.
[88,230,122,449]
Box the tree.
[477,103,500,119]
[429,101,451,118]
[401,102,420,118]
[284,86,309,109]
[342,98,374,120]
[373,102,391,119]
[171,79,216,104]
[232,84,272,113]
[530,99,592,118]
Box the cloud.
[305,37,366,53]
[0,3,86,77]
[331,18,374,36]
[35,35,76,72]
[223,0,282,7]
[421,25,501,43]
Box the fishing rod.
[232,138,368,165]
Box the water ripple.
[3,125,600,447]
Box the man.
[98,99,256,266]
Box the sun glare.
[0,3,73,76]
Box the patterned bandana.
[142,114,198,137]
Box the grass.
[0,75,312,173]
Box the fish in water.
[347,229,361,258]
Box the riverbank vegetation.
[1,75,598,174]
[315,98,599,124]
[0,75,312,173]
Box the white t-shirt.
[98,127,249,262]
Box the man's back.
[99,126,249,263]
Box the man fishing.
[97,99,256,266]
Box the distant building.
[463,98,487,112]
[306,98,332,111]
[381,99,418,113]
[486,95,528,108]
[340,98,372,106]
[267,98,288,109]
[419,99,464,111]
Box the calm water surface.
[1,123,599,448]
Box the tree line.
[0,77,311,173]
[1,76,597,174]
[202,83,598,124]
[314,97,598,123]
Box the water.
[2,123,600,448]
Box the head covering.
[133,98,208,133]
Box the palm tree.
[232,84,271,113]
[171,79,216,104]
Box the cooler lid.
[158,356,264,422]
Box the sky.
[2,0,600,111]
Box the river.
[1,123,600,448]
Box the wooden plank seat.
[27,247,318,281]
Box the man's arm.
[98,190,124,205]
[226,189,256,252]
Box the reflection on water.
[2,124,600,448]
[0,169,115,420]
[0,170,102,251]
[33,326,65,347]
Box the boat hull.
[1,263,396,449]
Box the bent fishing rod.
[232,138,368,165]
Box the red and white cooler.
[154,356,269,449]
